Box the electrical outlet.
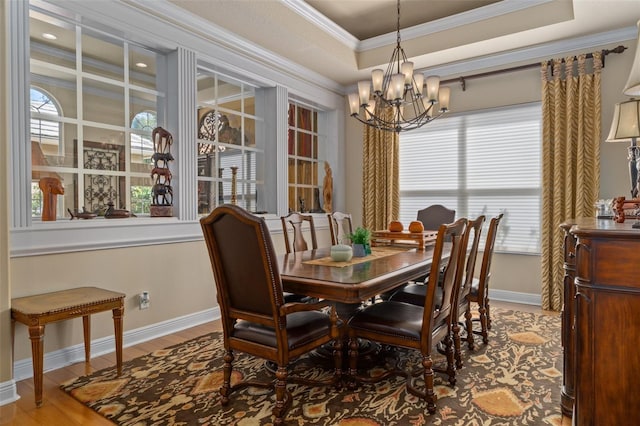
[139,291,150,310]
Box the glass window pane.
[29,13,76,70]
[297,159,312,185]
[298,107,311,131]
[83,173,124,213]
[297,132,312,158]
[219,113,244,145]
[197,75,216,106]
[198,180,215,215]
[33,172,77,220]
[82,29,124,81]
[82,138,124,171]
[288,129,295,155]
[244,116,256,147]
[83,78,125,126]
[129,45,158,89]
[131,178,153,215]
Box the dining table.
[279,244,442,319]
[278,244,444,370]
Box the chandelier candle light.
[348,0,450,132]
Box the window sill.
[11,217,203,257]
[11,214,331,257]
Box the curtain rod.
[442,45,627,91]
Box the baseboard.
[12,306,221,383]
[490,289,541,306]
[0,379,20,407]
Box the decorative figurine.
[323,161,333,213]
[67,207,97,220]
[39,176,64,221]
[613,196,626,223]
[105,201,135,219]
[150,127,174,217]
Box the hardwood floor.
[0,301,571,425]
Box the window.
[30,87,61,147]
[399,103,541,254]
[130,111,157,215]
[29,7,166,219]
[10,1,343,254]
[196,67,266,214]
[288,102,320,213]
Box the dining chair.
[346,218,468,415]
[388,215,484,368]
[417,204,456,232]
[379,204,456,301]
[281,212,320,303]
[328,211,354,245]
[200,204,342,425]
[281,212,318,254]
[466,213,503,348]
[451,215,484,368]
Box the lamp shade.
[607,98,640,142]
[623,20,640,96]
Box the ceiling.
[166,0,639,87]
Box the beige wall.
[8,222,332,363]
[345,38,638,299]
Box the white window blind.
[399,102,541,254]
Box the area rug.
[61,308,562,425]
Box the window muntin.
[288,102,320,213]
[399,103,541,254]
[29,8,165,219]
[196,69,265,214]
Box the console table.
[11,287,125,407]
[561,218,640,425]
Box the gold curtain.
[362,119,400,231]
[540,53,602,311]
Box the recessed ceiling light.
[135,62,148,68]
[42,33,57,40]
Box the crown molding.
[280,0,553,53]
[420,26,638,80]
[280,0,359,50]
[122,0,344,95]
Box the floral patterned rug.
[62,308,562,425]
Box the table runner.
[302,246,409,268]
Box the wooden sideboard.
[561,218,640,425]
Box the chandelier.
[348,0,450,133]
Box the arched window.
[131,110,157,161]
[30,87,63,218]
[30,87,62,148]
[130,111,157,214]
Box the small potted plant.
[348,227,372,257]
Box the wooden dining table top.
[279,245,441,304]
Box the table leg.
[82,315,91,363]
[28,325,45,407]
[112,306,124,375]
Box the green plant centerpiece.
[348,226,372,257]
